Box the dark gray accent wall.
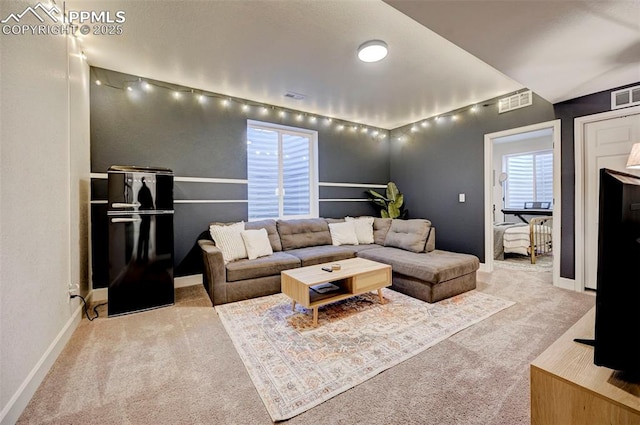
[90,67,389,285]
[554,82,640,279]
[389,92,555,262]
[390,84,640,280]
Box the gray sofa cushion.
[357,247,479,284]
[345,243,380,254]
[285,245,355,267]
[277,218,332,250]
[226,251,300,282]
[384,219,432,253]
[245,219,282,252]
[325,218,345,224]
[373,218,392,245]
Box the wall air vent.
[611,85,640,110]
[498,90,533,113]
[284,91,306,100]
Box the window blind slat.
[504,150,553,209]
[247,124,314,220]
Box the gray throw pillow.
[373,218,393,245]
[384,219,432,253]
[277,218,332,250]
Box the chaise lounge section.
[199,217,479,306]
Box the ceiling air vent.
[611,85,640,110]
[284,91,306,100]
[498,90,533,113]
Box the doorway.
[484,120,561,288]
[575,107,640,291]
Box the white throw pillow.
[241,228,274,260]
[209,221,247,263]
[328,221,359,246]
[345,216,375,244]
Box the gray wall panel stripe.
[319,182,386,188]
[92,173,383,189]
[174,200,248,204]
[320,199,370,202]
[94,198,370,203]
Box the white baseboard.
[90,287,108,302]
[0,301,83,425]
[556,277,578,292]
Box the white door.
[584,113,640,289]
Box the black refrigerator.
[107,166,175,316]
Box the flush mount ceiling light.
[357,40,388,63]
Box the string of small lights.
[86,55,520,142]
[90,68,388,139]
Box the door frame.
[574,105,640,292]
[483,119,561,288]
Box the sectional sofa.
[198,217,479,306]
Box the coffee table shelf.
[281,258,391,326]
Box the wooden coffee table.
[281,257,392,326]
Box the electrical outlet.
[68,283,80,298]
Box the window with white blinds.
[503,150,553,208]
[247,121,318,220]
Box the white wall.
[69,37,92,297]
[492,135,553,222]
[0,1,90,421]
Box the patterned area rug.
[216,289,514,421]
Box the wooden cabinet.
[530,307,640,425]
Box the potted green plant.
[366,182,407,218]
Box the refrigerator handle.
[112,202,141,208]
[111,217,142,223]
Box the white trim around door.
[484,119,562,289]
[574,105,640,292]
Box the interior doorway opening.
[484,120,561,287]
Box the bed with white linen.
[494,216,553,264]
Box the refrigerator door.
[108,166,173,215]
[108,213,174,316]
[107,166,174,316]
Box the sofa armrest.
[198,239,227,305]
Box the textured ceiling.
[68,1,639,129]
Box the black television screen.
[593,168,640,375]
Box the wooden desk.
[530,307,640,425]
[502,208,552,223]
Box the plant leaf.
[388,203,400,218]
[367,189,388,201]
[381,209,390,218]
[386,182,399,202]
[371,198,386,208]
[392,193,404,209]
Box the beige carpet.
[216,289,514,421]
[495,254,553,271]
[18,267,595,424]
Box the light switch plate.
[459,193,465,203]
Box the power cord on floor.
[70,295,107,321]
